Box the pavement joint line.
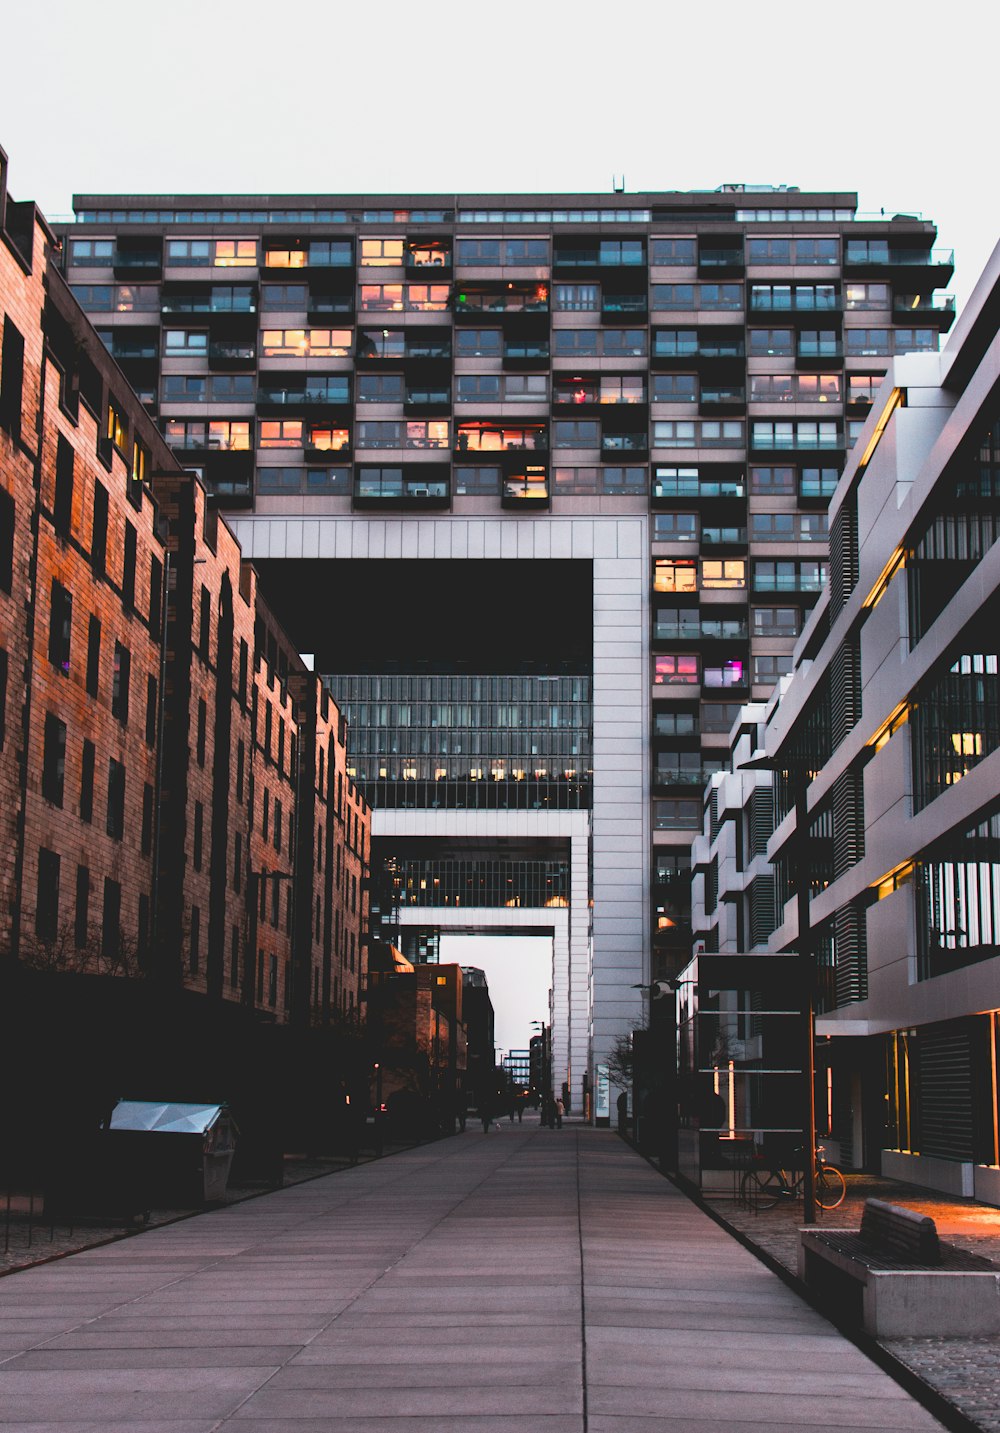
[574,1128,589,1433]
[201,1127,542,1433]
[617,1134,979,1433]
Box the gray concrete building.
[53,188,954,1113]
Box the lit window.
[265,247,307,268]
[208,421,250,451]
[360,238,404,267]
[106,398,127,450]
[655,655,699,686]
[360,284,404,311]
[701,559,746,589]
[654,559,697,593]
[214,239,258,267]
[308,426,349,452]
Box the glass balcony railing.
[893,294,956,316]
[653,476,745,499]
[701,387,746,405]
[602,296,647,314]
[258,384,350,405]
[699,249,744,267]
[701,527,747,545]
[601,433,648,452]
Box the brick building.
[0,146,371,1167]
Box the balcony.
[700,386,746,413]
[796,340,842,367]
[503,340,550,368]
[404,387,451,414]
[751,424,844,452]
[208,340,256,371]
[353,467,450,510]
[698,247,744,272]
[652,472,745,501]
[601,432,648,457]
[601,295,647,320]
[654,764,719,788]
[893,293,956,328]
[456,422,547,456]
[553,245,646,272]
[307,292,354,322]
[113,249,162,279]
[453,285,549,317]
[257,381,350,415]
[701,526,748,547]
[844,244,954,285]
[750,289,841,316]
[501,465,549,509]
[406,242,452,273]
[703,661,749,691]
[201,452,254,508]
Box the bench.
[799,1197,1000,1337]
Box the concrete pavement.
[0,1122,944,1430]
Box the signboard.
[595,1063,610,1120]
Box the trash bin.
[105,1100,238,1208]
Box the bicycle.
[740,1144,847,1210]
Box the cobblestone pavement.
[708,1171,1000,1433]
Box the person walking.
[555,1096,564,1129]
[479,1098,494,1134]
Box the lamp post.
[742,752,817,1225]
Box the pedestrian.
[509,1096,517,1123]
[516,1096,524,1124]
[555,1096,564,1129]
[480,1100,494,1134]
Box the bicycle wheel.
[815,1164,847,1210]
[740,1167,785,1210]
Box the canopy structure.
[108,1101,225,1136]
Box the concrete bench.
[799,1197,1000,1337]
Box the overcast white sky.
[1,1,993,1048]
[439,935,551,1055]
[1,0,995,312]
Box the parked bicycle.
[740,1144,846,1210]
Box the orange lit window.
[214,239,257,267]
[407,284,450,311]
[106,398,127,450]
[702,559,746,589]
[654,559,697,593]
[208,421,250,451]
[360,284,404,311]
[308,426,349,452]
[360,238,404,267]
[261,328,308,357]
[308,328,351,356]
[265,248,307,268]
[259,420,303,449]
[406,421,449,449]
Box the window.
[602,329,646,356]
[141,783,154,857]
[162,376,207,403]
[650,237,696,265]
[189,906,200,974]
[70,284,114,312]
[49,580,72,675]
[454,328,502,357]
[704,659,746,688]
[112,643,131,724]
[106,759,125,840]
[36,849,60,941]
[404,420,448,449]
[653,513,698,542]
[360,238,404,267]
[166,239,211,266]
[845,282,891,310]
[274,799,282,852]
[554,283,600,311]
[0,489,13,592]
[261,328,351,357]
[651,374,697,403]
[359,283,403,311]
[702,559,746,589]
[101,878,122,962]
[750,513,795,541]
[753,559,828,592]
[653,420,695,448]
[259,419,303,449]
[164,328,208,354]
[54,436,74,538]
[69,238,114,265]
[553,330,600,357]
[144,673,157,747]
[357,420,401,449]
[748,238,791,264]
[259,282,302,310]
[748,328,794,357]
[845,328,890,357]
[652,329,697,358]
[42,714,67,807]
[91,482,108,575]
[503,238,549,266]
[453,466,501,494]
[122,524,136,611]
[751,284,837,311]
[753,607,800,637]
[84,616,100,697]
[197,587,211,662]
[456,238,501,264]
[651,283,693,309]
[80,740,95,823]
[753,654,794,684]
[357,373,405,403]
[406,283,449,311]
[655,654,699,686]
[504,374,548,401]
[895,328,938,353]
[654,559,697,594]
[654,799,701,830]
[75,867,90,949]
[752,420,840,450]
[214,239,257,267]
[750,466,795,495]
[552,420,599,448]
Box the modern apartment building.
[716,240,1000,1201]
[53,186,955,1108]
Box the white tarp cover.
[108,1101,224,1135]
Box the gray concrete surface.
[0,1123,944,1430]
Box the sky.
[439,935,552,1055]
[1,0,993,1047]
[1,0,995,314]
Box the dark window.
[141,783,154,856]
[262,789,270,841]
[54,436,74,538]
[42,713,67,807]
[122,523,136,611]
[0,488,13,593]
[0,647,7,749]
[193,801,204,871]
[236,740,245,802]
[189,906,201,974]
[74,866,90,948]
[274,798,282,853]
[149,556,162,636]
[36,848,60,942]
[197,698,207,765]
[80,740,95,822]
[238,639,248,703]
[230,925,239,989]
[86,616,101,697]
[264,703,273,759]
[101,878,121,962]
[112,642,131,724]
[91,482,108,576]
[145,673,157,745]
[0,318,25,440]
[199,585,211,659]
[49,580,72,675]
[106,758,125,839]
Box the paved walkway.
[0,1124,944,1431]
